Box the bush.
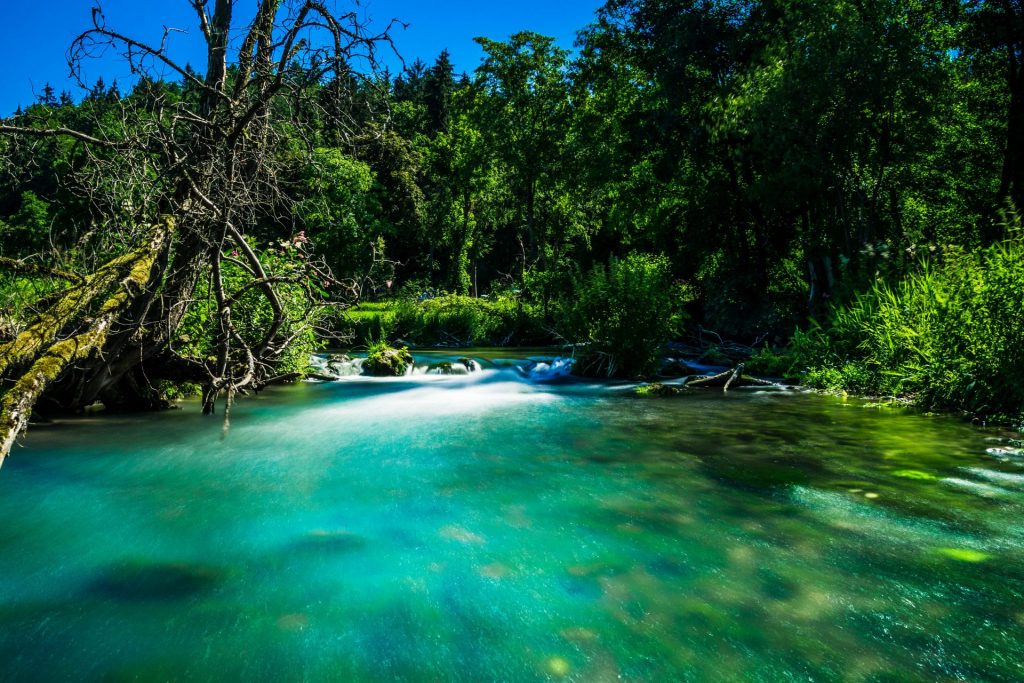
[792,214,1024,423]
[390,294,544,347]
[561,252,687,378]
[174,241,321,383]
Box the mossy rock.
[364,345,413,377]
[430,361,455,375]
[457,357,479,372]
[636,383,685,397]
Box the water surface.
[1,351,1022,681]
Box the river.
[0,351,1021,681]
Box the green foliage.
[562,252,687,378]
[0,192,52,256]
[391,294,543,347]
[793,216,1024,423]
[296,149,381,279]
[174,242,320,382]
[0,273,64,340]
[363,342,413,377]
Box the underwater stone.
[439,525,485,544]
[87,561,223,601]
[544,656,572,678]
[292,529,368,553]
[891,469,938,481]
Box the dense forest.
[1,0,1023,461]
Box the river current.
[0,351,1022,681]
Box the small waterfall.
[309,354,364,378]
[521,357,575,383]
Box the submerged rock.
[439,525,485,544]
[427,361,470,375]
[87,560,223,602]
[326,354,351,373]
[308,353,363,379]
[429,361,455,375]
[987,446,1024,458]
[544,656,572,678]
[936,547,990,563]
[292,529,368,553]
[277,613,310,632]
[522,357,575,382]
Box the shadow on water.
[86,560,224,602]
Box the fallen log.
[0,219,174,464]
[640,363,780,397]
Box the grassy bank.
[757,221,1024,426]
[341,295,549,348]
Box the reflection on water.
[0,351,1022,682]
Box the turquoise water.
[1,352,1023,682]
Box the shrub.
[391,294,543,347]
[174,241,321,383]
[793,214,1024,423]
[561,252,687,378]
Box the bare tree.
[0,0,401,465]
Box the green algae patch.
[891,469,938,481]
[936,548,990,563]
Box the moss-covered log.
[0,219,173,467]
[0,241,164,379]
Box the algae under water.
[0,351,1022,681]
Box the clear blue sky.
[0,0,605,115]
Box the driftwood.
[685,364,777,391]
[640,364,780,398]
[304,373,340,383]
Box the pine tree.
[424,50,456,134]
[38,83,57,106]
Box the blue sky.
[0,1,604,116]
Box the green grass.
[788,213,1024,425]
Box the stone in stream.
[363,345,413,376]
[292,529,368,553]
[660,358,699,377]
[543,656,572,678]
[476,562,510,579]
[429,361,455,375]
[428,361,471,375]
[987,446,1024,458]
[87,560,223,602]
[439,525,485,544]
[277,613,310,632]
[890,469,938,481]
